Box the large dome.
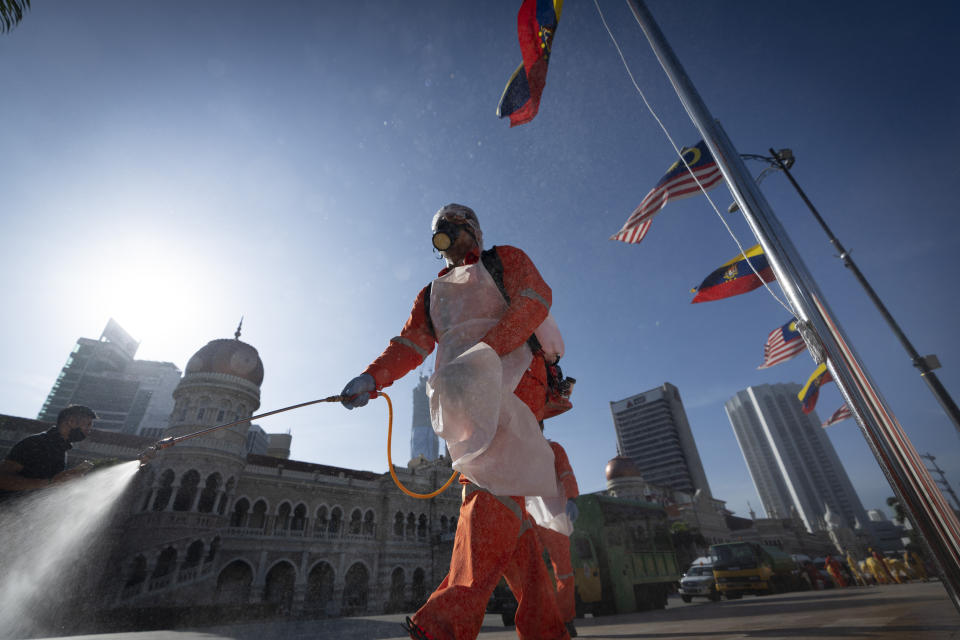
[605,455,644,482]
[185,338,264,386]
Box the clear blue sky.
[2,1,958,521]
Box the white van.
[679,556,719,602]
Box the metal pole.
[625,0,960,610]
[768,149,960,436]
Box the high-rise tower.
[38,319,180,435]
[609,382,712,497]
[725,383,869,532]
[410,374,439,462]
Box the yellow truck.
[709,542,803,599]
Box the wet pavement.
[35,580,957,640]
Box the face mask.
[68,427,87,442]
[432,218,472,252]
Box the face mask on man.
[68,427,88,442]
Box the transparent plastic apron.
[427,262,559,497]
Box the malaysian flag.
[611,140,724,244]
[758,319,807,369]
[822,404,853,428]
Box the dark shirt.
[5,427,72,480]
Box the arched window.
[328,507,342,535]
[292,504,307,531]
[126,555,147,586]
[230,498,250,528]
[363,510,375,536]
[387,567,406,613]
[412,567,427,608]
[152,547,178,578]
[440,515,448,533]
[305,562,335,616]
[315,506,329,535]
[417,514,428,538]
[197,472,222,513]
[183,540,204,568]
[152,469,175,511]
[173,469,201,511]
[264,561,297,614]
[406,512,416,538]
[216,560,253,604]
[394,512,405,537]
[276,503,292,532]
[341,562,369,616]
[349,508,362,535]
[249,499,268,530]
[449,515,458,533]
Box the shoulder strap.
[481,246,542,354]
[423,282,435,338]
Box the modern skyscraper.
[725,383,869,533]
[410,374,439,462]
[609,382,712,497]
[38,319,181,435]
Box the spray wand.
[136,392,458,499]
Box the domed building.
[605,454,651,501]
[105,326,461,624]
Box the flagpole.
[767,148,960,436]
[625,0,960,610]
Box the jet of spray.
[0,460,139,639]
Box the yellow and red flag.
[497,0,563,127]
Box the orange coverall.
[824,555,848,587]
[535,441,580,624]
[363,245,567,640]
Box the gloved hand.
[341,373,376,409]
[566,499,579,523]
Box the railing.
[147,575,171,591]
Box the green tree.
[1,0,30,34]
[671,521,708,570]
[886,496,924,554]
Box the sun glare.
[84,244,210,362]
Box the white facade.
[725,383,869,533]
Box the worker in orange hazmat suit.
[340,203,568,640]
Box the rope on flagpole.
[593,0,796,319]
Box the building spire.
[235,316,244,340]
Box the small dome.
[605,455,643,481]
[185,338,264,386]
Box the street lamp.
[727,149,794,212]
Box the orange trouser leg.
[411,490,568,640]
[504,524,569,640]
[536,525,576,622]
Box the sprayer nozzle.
[137,437,176,469]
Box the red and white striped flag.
[611,140,724,245]
[758,320,807,369]
[822,404,853,427]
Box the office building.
[609,382,712,497]
[725,383,869,533]
[37,319,181,435]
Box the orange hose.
[380,391,458,499]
